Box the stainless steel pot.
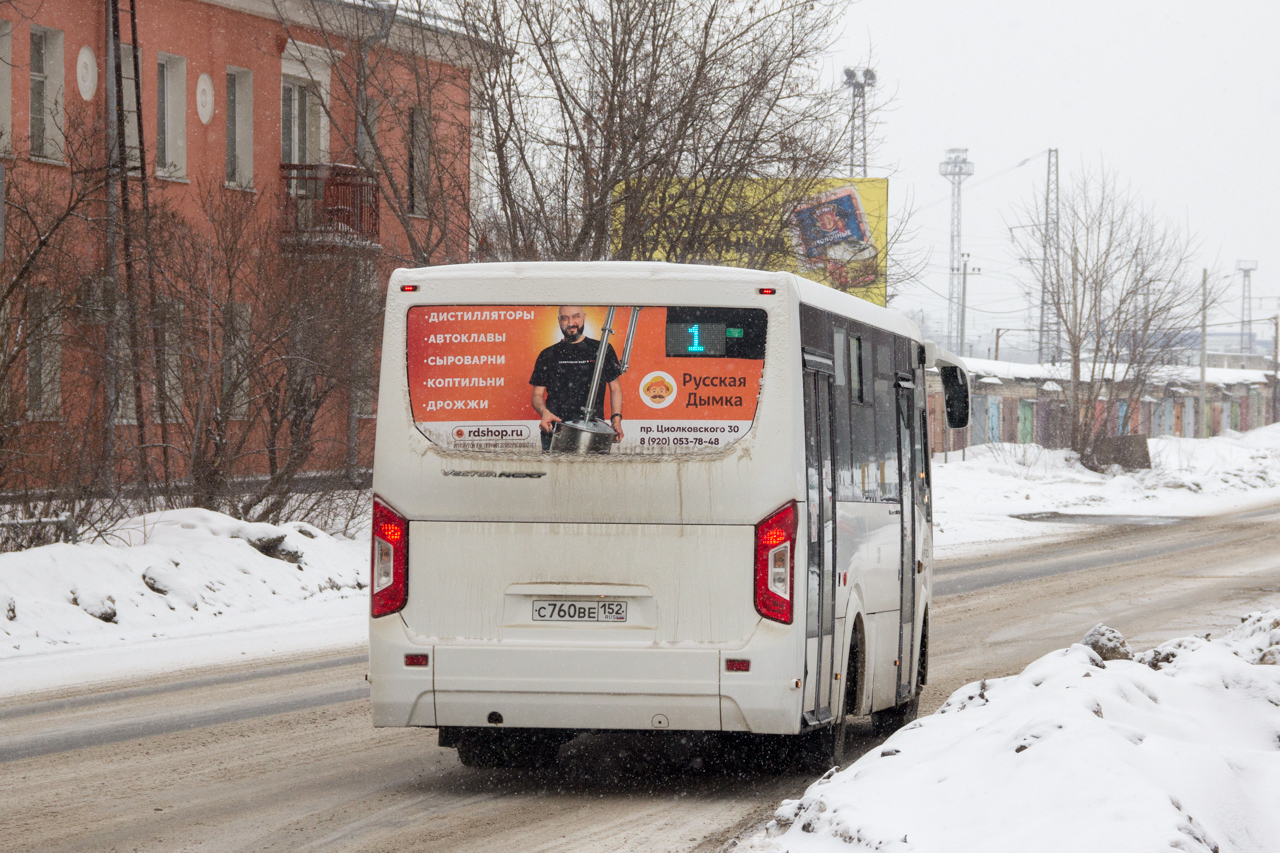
[549,419,616,454]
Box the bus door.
[802,353,839,725]
[894,371,921,704]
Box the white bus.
[368,261,970,768]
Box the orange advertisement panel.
[406,305,766,453]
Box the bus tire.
[456,731,511,768]
[504,731,567,769]
[870,693,918,737]
[801,712,848,772]
[871,639,925,737]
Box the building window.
[154,300,183,422]
[281,77,320,164]
[156,54,186,177]
[112,306,137,425]
[29,27,63,161]
[225,67,253,186]
[25,287,61,420]
[120,44,141,170]
[220,302,252,419]
[408,107,432,215]
[0,23,12,155]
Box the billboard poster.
[788,179,888,306]
[406,305,766,454]
[612,177,888,307]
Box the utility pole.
[939,149,974,353]
[1273,315,1279,425]
[1199,268,1208,439]
[995,328,1007,361]
[959,255,980,352]
[1039,148,1060,361]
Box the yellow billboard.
[612,177,889,307]
[785,178,888,307]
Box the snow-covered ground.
[745,611,1280,853]
[933,423,1280,557]
[4,426,1280,697]
[0,509,368,697]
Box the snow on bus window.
[405,305,766,454]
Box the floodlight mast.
[939,149,974,354]
[1238,260,1258,354]
[843,67,875,177]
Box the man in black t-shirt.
[529,306,624,449]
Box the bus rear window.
[406,305,766,454]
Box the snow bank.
[0,509,368,679]
[933,423,1280,555]
[746,613,1280,853]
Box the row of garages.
[926,357,1278,453]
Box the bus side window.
[848,325,875,501]
[832,327,855,501]
[873,330,899,502]
[849,334,864,403]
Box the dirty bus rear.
[368,261,970,767]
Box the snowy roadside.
[4,426,1280,699]
[744,611,1280,853]
[0,509,368,698]
[932,423,1280,558]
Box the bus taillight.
[754,502,796,623]
[372,497,409,617]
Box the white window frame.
[280,40,332,165]
[280,75,323,165]
[29,26,64,162]
[224,66,253,187]
[156,53,186,178]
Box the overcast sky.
[829,1,1280,361]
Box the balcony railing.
[280,163,380,246]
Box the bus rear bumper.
[371,628,804,735]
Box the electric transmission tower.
[1239,260,1258,353]
[939,149,974,353]
[1039,149,1061,362]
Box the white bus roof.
[390,261,923,342]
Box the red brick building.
[2,0,478,516]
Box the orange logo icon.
[639,371,677,409]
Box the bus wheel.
[456,731,511,768]
[871,642,925,737]
[870,693,918,737]
[801,713,848,772]
[504,731,567,769]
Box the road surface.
[3,502,1279,852]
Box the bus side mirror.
[940,366,970,429]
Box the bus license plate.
[532,600,627,623]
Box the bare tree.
[149,185,383,522]
[460,0,850,267]
[1013,166,1216,459]
[0,103,115,546]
